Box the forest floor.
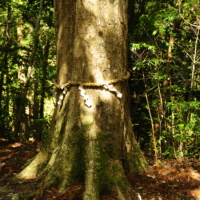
[0,138,200,200]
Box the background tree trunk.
[16,0,149,199]
[0,2,11,138]
[13,0,44,140]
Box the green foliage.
[0,0,56,141]
[129,0,200,159]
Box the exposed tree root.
[16,150,50,180]
[13,131,146,200]
[11,190,40,200]
[14,87,149,200]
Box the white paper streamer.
[85,100,92,107]
[78,85,84,90]
[57,87,68,105]
[79,86,91,107]
[103,84,122,99]
[63,88,68,94]
[57,84,122,107]
[117,93,122,98]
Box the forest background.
[0,0,200,163]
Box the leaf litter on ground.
[0,138,199,200]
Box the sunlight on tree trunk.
[16,0,149,199]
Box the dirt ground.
[0,138,200,200]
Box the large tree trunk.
[16,0,149,199]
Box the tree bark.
[16,1,149,199]
[0,2,11,138]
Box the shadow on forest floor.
[0,138,200,200]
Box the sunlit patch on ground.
[7,142,22,148]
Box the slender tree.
[16,1,149,199]
[0,1,12,137]
[13,0,44,140]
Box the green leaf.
[152,30,157,35]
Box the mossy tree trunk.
[16,0,149,199]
